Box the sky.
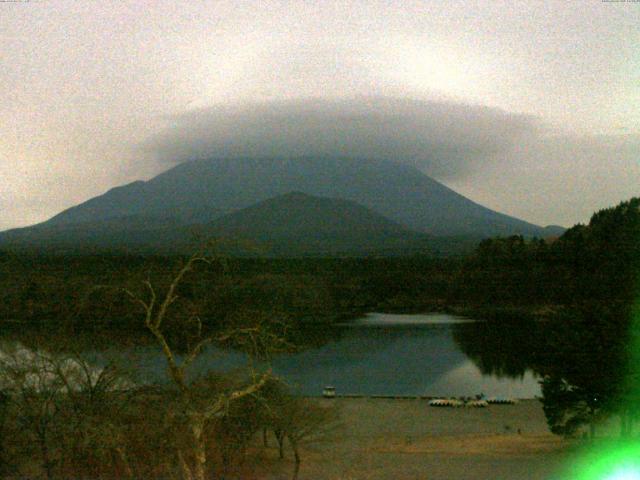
[1,0,639,231]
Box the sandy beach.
[257,398,577,480]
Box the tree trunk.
[37,426,54,480]
[115,446,134,480]
[192,419,207,480]
[590,421,596,440]
[290,437,301,480]
[263,427,268,447]
[275,430,285,459]
[178,450,194,480]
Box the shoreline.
[307,394,538,400]
[258,397,574,480]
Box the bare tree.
[124,249,281,480]
[258,380,340,480]
[0,344,133,479]
[0,347,64,480]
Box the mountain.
[540,225,567,237]
[0,156,561,255]
[0,192,436,256]
[38,157,550,234]
[204,191,431,256]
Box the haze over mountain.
[0,157,563,255]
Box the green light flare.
[605,469,640,480]
[623,296,640,417]
[566,296,640,479]
[567,440,640,480]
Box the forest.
[2,199,638,329]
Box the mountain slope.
[0,192,438,256]
[209,191,411,237]
[0,214,188,252]
[204,191,431,255]
[36,157,550,237]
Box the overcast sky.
[1,0,638,231]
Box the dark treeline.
[453,198,639,314]
[1,198,638,329]
[0,252,460,348]
[453,198,640,438]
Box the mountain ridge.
[0,191,441,256]
[0,157,563,255]
[33,156,551,237]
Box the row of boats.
[322,387,518,406]
[428,397,517,407]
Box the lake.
[15,312,539,398]
[270,313,541,397]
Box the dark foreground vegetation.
[0,197,638,478]
[0,252,340,480]
[0,352,337,480]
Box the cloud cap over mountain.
[149,97,538,181]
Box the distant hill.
[0,156,563,255]
[204,191,431,256]
[540,225,567,237]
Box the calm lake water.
[273,313,541,398]
[43,312,540,398]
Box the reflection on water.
[270,314,541,397]
[343,312,475,326]
[427,362,539,398]
[451,319,544,379]
[1,313,542,398]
